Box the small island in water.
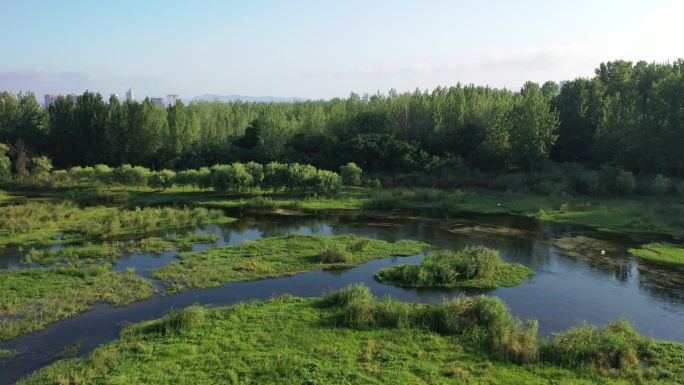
[375,246,534,289]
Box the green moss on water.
[151,235,430,292]
[18,292,684,385]
[375,247,534,289]
[628,243,684,266]
[0,267,155,342]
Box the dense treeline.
[1,60,683,178]
[46,162,343,195]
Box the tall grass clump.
[429,296,539,363]
[320,284,373,308]
[317,243,352,263]
[158,305,205,335]
[540,318,652,372]
[321,285,538,363]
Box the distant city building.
[151,97,165,106]
[43,93,76,107]
[166,94,180,106]
[125,89,134,101]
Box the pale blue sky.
[1,0,681,100]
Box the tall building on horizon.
[125,89,134,101]
[166,94,180,106]
[44,93,76,107]
[151,97,165,107]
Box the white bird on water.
[600,250,606,255]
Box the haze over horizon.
[1,0,682,100]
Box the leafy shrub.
[340,162,363,186]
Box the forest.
[1,59,684,190]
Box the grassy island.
[151,234,430,292]
[375,246,533,289]
[0,267,155,342]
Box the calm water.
[1,211,684,384]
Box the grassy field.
[18,289,684,385]
[375,247,534,289]
[0,201,234,249]
[628,243,684,266]
[0,267,155,342]
[152,234,429,292]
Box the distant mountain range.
[191,94,307,103]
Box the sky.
[1,0,682,101]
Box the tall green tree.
[509,82,559,170]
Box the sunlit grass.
[0,267,155,342]
[151,234,429,292]
[628,243,684,266]
[19,290,684,385]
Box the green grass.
[375,247,534,289]
[18,290,684,385]
[0,201,234,249]
[0,267,155,342]
[151,234,430,292]
[628,243,684,266]
[22,232,218,267]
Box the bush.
[158,305,204,335]
[540,318,652,371]
[651,174,671,196]
[317,244,351,263]
[31,156,53,181]
[320,284,373,308]
[340,162,363,186]
[148,169,176,190]
[612,169,636,195]
[570,170,600,195]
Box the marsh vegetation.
[151,234,429,292]
[18,287,684,385]
[375,247,534,289]
[0,267,154,341]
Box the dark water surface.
[2,211,684,384]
